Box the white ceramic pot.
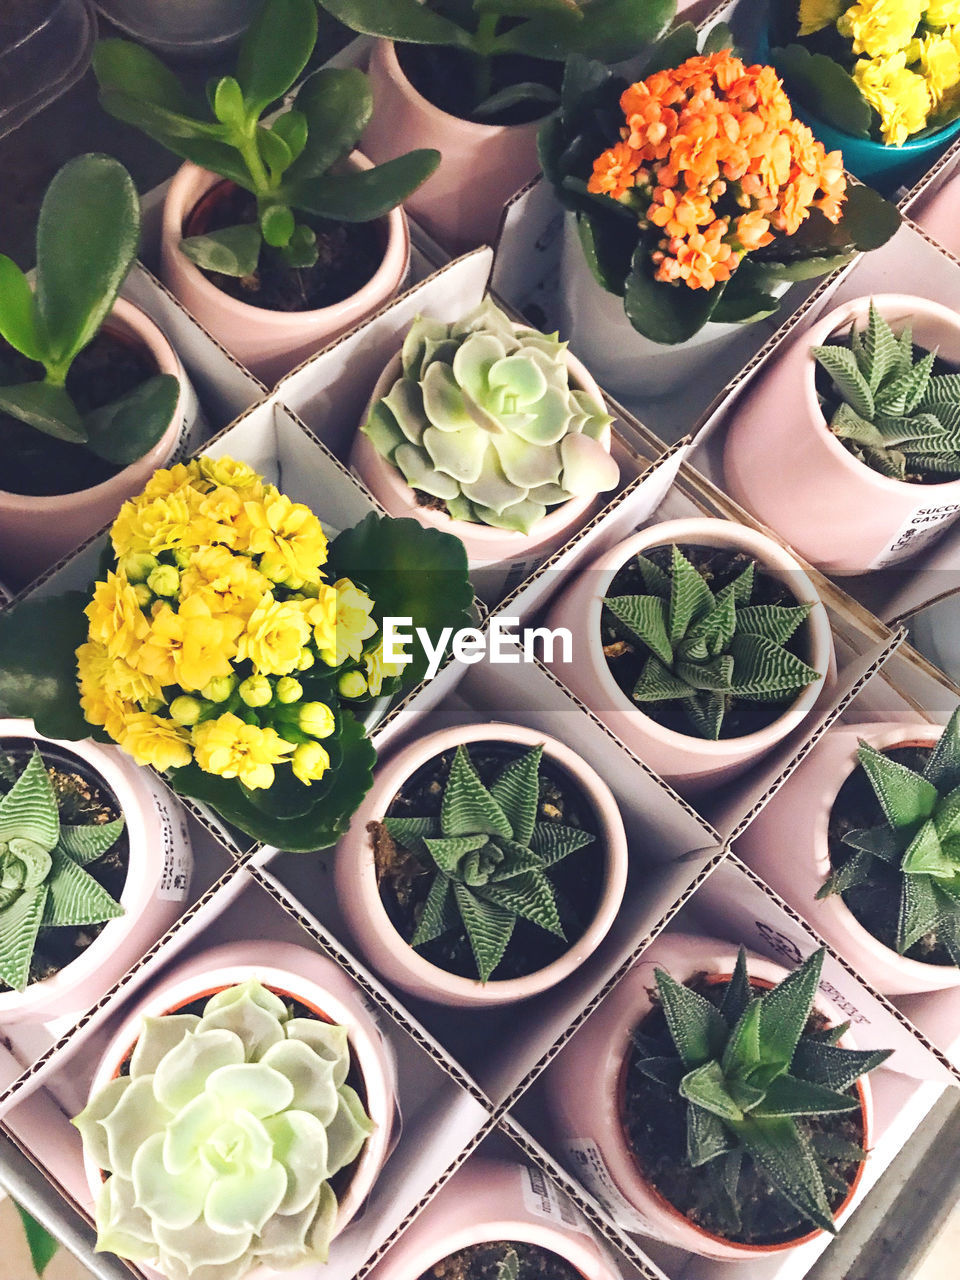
[723,294,960,573]
[736,721,960,995]
[0,298,190,589]
[544,518,835,792]
[161,158,411,385]
[0,719,193,1026]
[334,721,629,1007]
[361,40,543,253]
[546,932,875,1260]
[366,1157,621,1280]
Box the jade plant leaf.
[289,152,443,223]
[235,0,318,116]
[83,375,181,465]
[179,226,264,277]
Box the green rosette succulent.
[362,298,619,535]
[73,978,374,1280]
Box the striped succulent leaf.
[383,743,594,982]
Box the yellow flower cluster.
[77,458,397,791]
[797,0,960,143]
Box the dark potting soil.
[0,737,128,991]
[0,331,156,497]
[372,741,603,982]
[601,543,814,739]
[622,973,863,1246]
[185,182,384,313]
[397,43,562,126]
[828,742,955,965]
[419,1240,584,1280]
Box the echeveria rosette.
[637,947,891,1237]
[384,743,595,982]
[818,706,960,961]
[362,299,618,535]
[73,979,373,1280]
[0,747,124,993]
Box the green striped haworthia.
[813,302,960,482]
[0,747,124,992]
[603,545,821,740]
[636,947,891,1237]
[818,707,960,961]
[384,744,594,982]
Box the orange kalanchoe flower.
[587,50,847,291]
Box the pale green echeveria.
[73,978,374,1280]
[362,297,619,535]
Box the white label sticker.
[868,501,960,568]
[521,1165,583,1231]
[560,1139,654,1235]
[151,791,191,902]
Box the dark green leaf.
[489,745,542,845]
[180,224,263,277]
[453,881,515,981]
[604,594,672,664]
[441,746,512,839]
[0,381,86,443]
[624,247,723,344]
[473,82,559,120]
[756,948,824,1074]
[750,1073,859,1118]
[718,948,752,1028]
[494,0,674,61]
[857,742,939,830]
[656,967,730,1069]
[840,825,904,864]
[701,21,734,55]
[83,374,179,466]
[13,1204,59,1277]
[289,150,441,222]
[0,256,42,361]
[257,129,294,185]
[236,0,318,115]
[93,39,200,117]
[924,709,960,792]
[898,872,943,954]
[270,110,308,166]
[96,90,250,187]
[410,872,457,945]
[318,0,473,46]
[710,285,782,325]
[734,1115,837,1234]
[792,1039,892,1092]
[286,68,373,181]
[772,44,873,138]
[0,594,92,740]
[687,1103,733,1166]
[680,1059,744,1121]
[640,22,699,76]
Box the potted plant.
[318,0,676,253]
[0,719,192,1025]
[0,456,473,852]
[351,296,620,574]
[72,939,395,1279]
[736,708,960,995]
[546,933,892,1259]
[543,518,835,791]
[539,25,902,401]
[769,0,960,190]
[0,154,191,589]
[724,294,960,573]
[365,1157,622,1280]
[334,722,629,1006]
[93,0,441,385]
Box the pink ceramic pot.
[546,932,875,1260]
[349,345,614,572]
[161,157,411,385]
[80,939,395,1253]
[736,721,960,995]
[334,721,629,1007]
[0,298,188,589]
[366,1157,621,1280]
[544,518,835,792]
[723,294,960,573]
[0,719,193,1026]
[361,40,543,253]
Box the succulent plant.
[0,747,124,993]
[819,707,960,961]
[603,546,821,740]
[813,302,960,482]
[73,978,374,1280]
[384,743,595,982]
[362,298,619,535]
[634,947,891,1236]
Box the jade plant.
[813,301,960,482]
[73,978,373,1279]
[603,546,821,740]
[635,947,891,1235]
[362,298,619,533]
[819,707,960,962]
[0,154,178,462]
[0,747,124,993]
[319,0,675,119]
[93,0,439,278]
[384,743,594,981]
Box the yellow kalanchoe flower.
[925,0,960,28]
[799,0,845,36]
[196,456,263,491]
[237,593,312,676]
[77,642,134,741]
[291,741,331,786]
[363,641,406,697]
[319,578,378,667]
[138,596,243,691]
[839,0,926,58]
[180,545,270,620]
[909,30,960,102]
[193,714,296,790]
[120,711,193,772]
[244,492,328,583]
[85,571,149,663]
[854,51,933,142]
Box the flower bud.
[338,671,367,700]
[298,700,336,738]
[259,553,290,584]
[148,565,180,598]
[275,676,302,704]
[172,547,194,569]
[291,741,330,786]
[296,648,315,672]
[202,674,237,703]
[133,583,153,609]
[118,551,159,583]
[239,675,272,708]
[170,695,203,727]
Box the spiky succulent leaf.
[733,1115,836,1235]
[497,1248,520,1280]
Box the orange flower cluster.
[588,51,848,290]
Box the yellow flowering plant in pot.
[0,457,472,850]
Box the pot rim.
[387,1225,598,1279]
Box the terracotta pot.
[736,721,960,995]
[0,719,193,1026]
[546,932,875,1260]
[161,158,411,385]
[349,343,614,574]
[0,298,189,589]
[723,294,960,573]
[544,518,835,791]
[361,40,543,253]
[366,1157,621,1280]
[334,721,629,1007]
[80,940,396,1253]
